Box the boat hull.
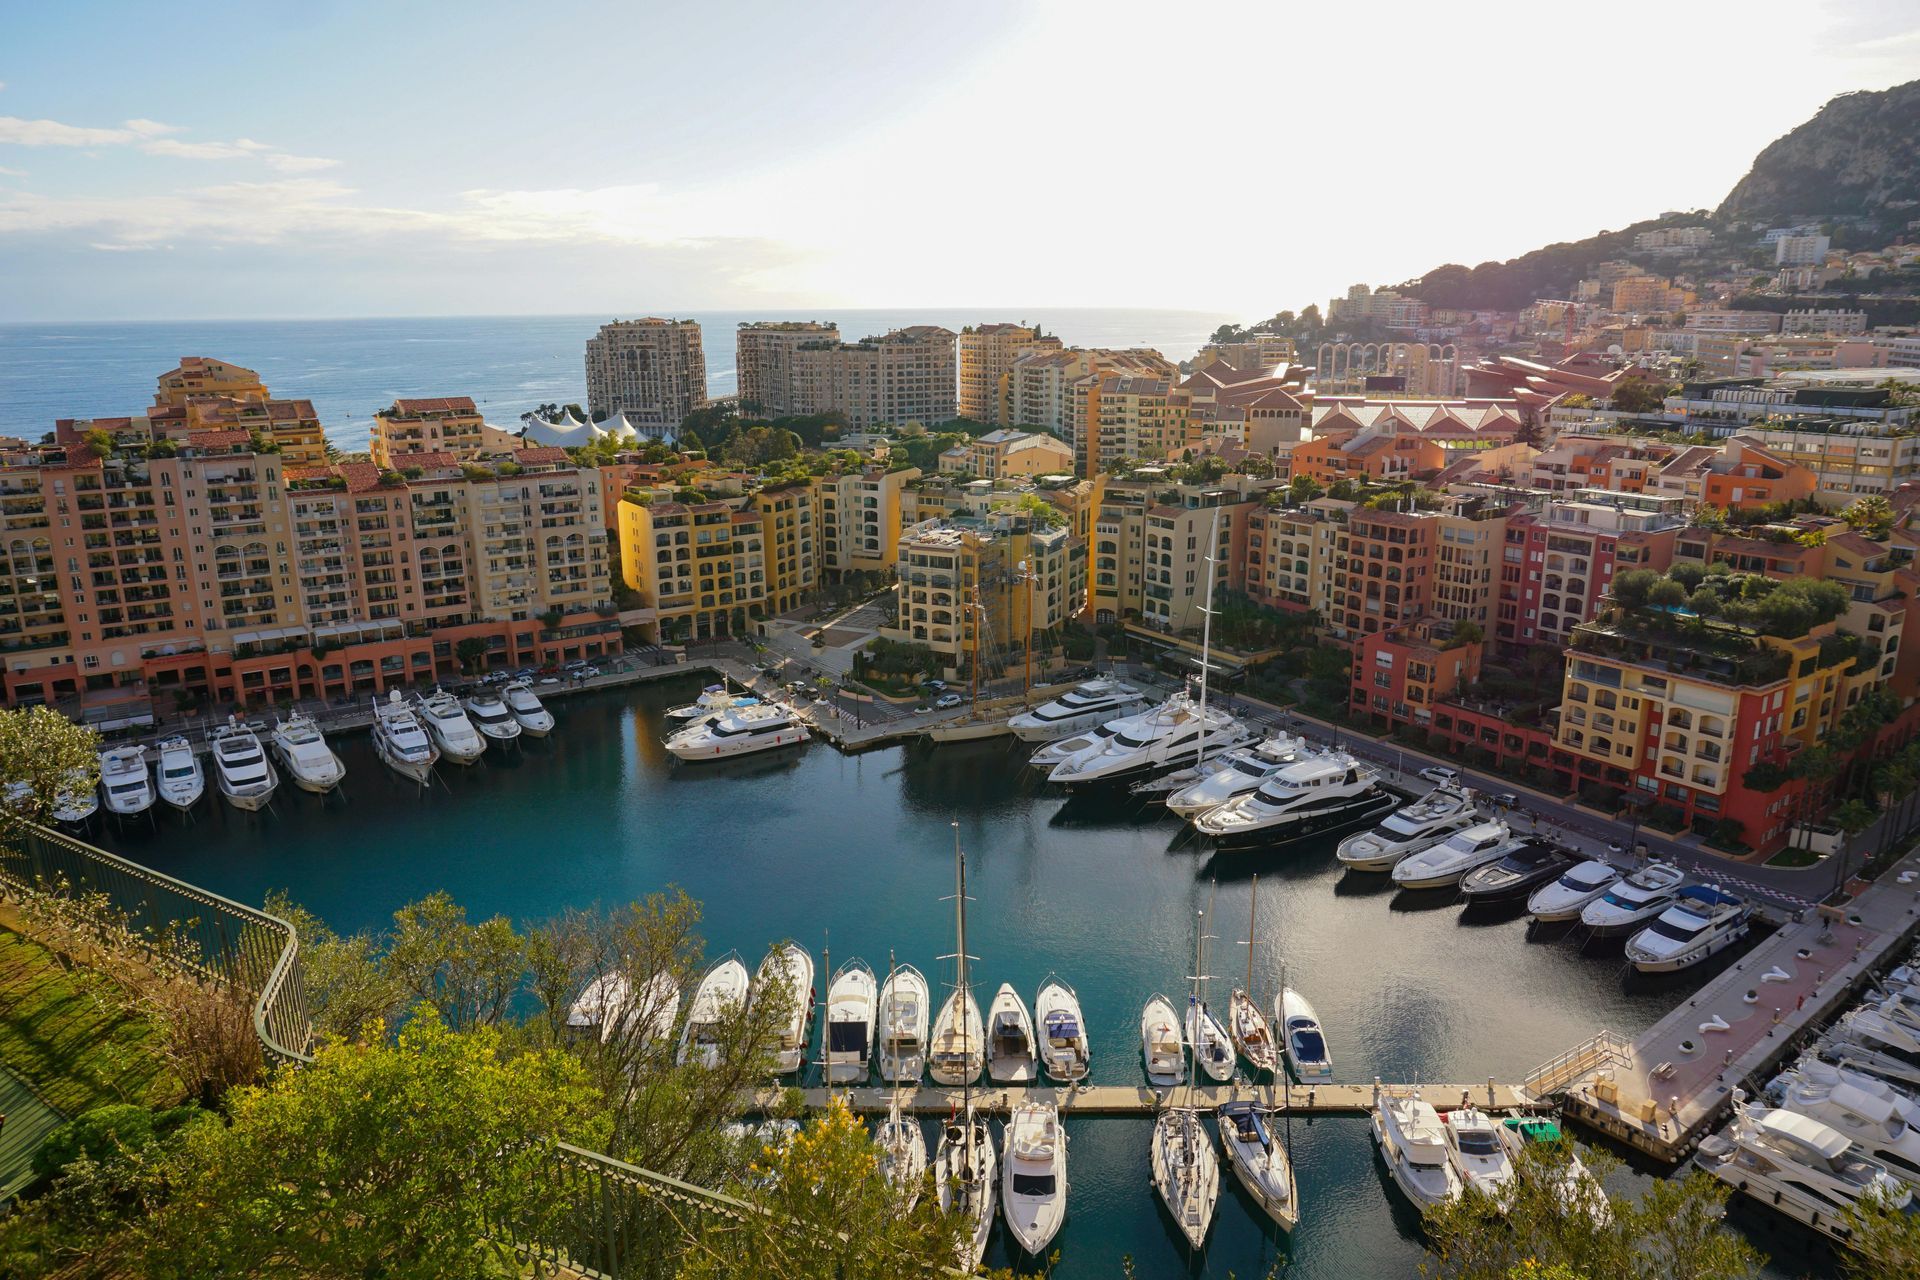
[1221,1133,1298,1231]
[219,780,276,813]
[1201,790,1395,850]
[1628,921,1749,972]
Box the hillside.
[1718,79,1920,230]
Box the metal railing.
[1524,1030,1632,1101]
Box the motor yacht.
[461,689,523,749]
[1026,721,1119,771]
[1278,988,1333,1083]
[1142,994,1187,1087]
[667,702,809,761]
[153,735,203,811]
[416,688,485,765]
[1459,839,1579,905]
[51,769,99,826]
[210,720,278,812]
[1217,1102,1298,1230]
[1825,1009,1920,1089]
[1372,1085,1462,1212]
[875,1095,927,1210]
[371,692,439,785]
[1444,1107,1517,1199]
[1390,820,1520,891]
[1624,886,1752,973]
[1334,784,1479,872]
[1048,694,1252,790]
[1193,753,1389,847]
[1499,1117,1609,1222]
[567,970,678,1046]
[667,684,752,721]
[269,712,346,794]
[1767,1066,1920,1184]
[1527,859,1623,923]
[1769,1053,1920,1135]
[1162,734,1309,818]
[97,746,153,819]
[502,679,555,736]
[936,1110,997,1272]
[754,943,815,1075]
[1579,862,1687,937]
[1151,1108,1219,1251]
[1696,1099,1910,1241]
[929,987,986,1086]
[1006,677,1147,742]
[877,964,931,1083]
[1035,976,1090,1084]
[987,983,1039,1084]
[823,959,877,1084]
[677,951,749,1068]
[1002,1099,1068,1256]
[1230,988,1278,1076]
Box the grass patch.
[1764,847,1823,869]
[0,927,180,1115]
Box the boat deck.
[763,1080,1536,1117]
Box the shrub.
[33,1102,200,1180]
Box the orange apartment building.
[149,356,329,465]
[1349,618,1483,726]
[1284,431,1446,488]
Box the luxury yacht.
[1026,721,1120,771]
[416,688,485,765]
[1579,862,1688,937]
[1217,1102,1298,1230]
[1459,839,1580,904]
[875,1096,927,1209]
[97,746,154,819]
[1278,988,1333,1082]
[1334,784,1479,872]
[1048,694,1252,789]
[877,965,931,1083]
[1527,859,1623,923]
[1769,1053,1920,1135]
[1151,1109,1219,1251]
[1444,1107,1518,1199]
[51,769,99,825]
[153,736,203,811]
[1006,678,1147,742]
[823,959,877,1084]
[210,720,278,812]
[269,712,346,794]
[667,702,809,761]
[929,987,986,1086]
[1624,886,1752,973]
[1192,753,1388,847]
[1162,734,1310,818]
[1001,1099,1068,1256]
[677,951,750,1068]
[1372,1085,1462,1211]
[987,983,1039,1084]
[1696,1099,1910,1240]
[667,684,753,721]
[1035,976,1090,1084]
[502,679,555,736]
[937,1108,997,1272]
[371,692,439,784]
[1142,994,1187,1087]
[460,689,523,749]
[1766,1063,1920,1184]
[754,943,815,1075]
[1390,820,1521,891]
[1825,1009,1920,1089]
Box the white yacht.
[1527,859,1623,923]
[937,1110,997,1272]
[754,943,815,1076]
[875,1095,928,1210]
[1770,1054,1920,1135]
[51,769,99,825]
[1163,735,1310,818]
[1001,1099,1068,1256]
[667,702,809,761]
[1624,886,1751,973]
[1006,677,1147,742]
[416,688,485,765]
[1192,753,1389,847]
[1444,1107,1518,1199]
[97,746,153,818]
[1035,976,1090,1084]
[823,959,877,1085]
[1217,1101,1298,1230]
[929,987,986,1086]
[269,712,346,794]
[210,720,278,812]
[461,689,523,749]
[1334,784,1479,872]
[1372,1085,1462,1212]
[677,951,749,1068]
[877,964,931,1084]
[502,679,555,736]
[1579,862,1688,937]
[1151,1108,1220,1251]
[1142,994,1187,1087]
[1026,721,1120,771]
[1278,988,1333,1082]
[1390,820,1521,890]
[1696,1099,1910,1241]
[567,970,678,1046]
[987,983,1039,1084]
[667,684,751,721]
[1767,1064,1920,1185]
[153,735,203,811]
[1047,694,1252,789]
[1187,995,1234,1084]
[1825,1009,1920,1089]
[371,692,439,785]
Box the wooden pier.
[761,1080,1538,1118]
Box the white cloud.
[0,116,138,146]
[0,113,334,177]
[141,138,260,161]
[90,241,157,252]
[0,165,24,178]
[263,152,339,173]
[122,119,184,138]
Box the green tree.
[0,706,102,827]
[1609,379,1674,414]
[1648,579,1688,609]
[1842,494,1895,539]
[454,636,489,673]
[1843,1189,1920,1278]
[264,893,405,1044]
[383,892,529,1032]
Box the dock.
[761,1080,1537,1117]
[1540,847,1920,1163]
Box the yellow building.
[814,464,920,577]
[617,497,767,642]
[938,429,1075,480]
[371,397,489,467]
[885,516,1086,677]
[748,481,822,614]
[151,357,329,465]
[153,357,268,406]
[1081,377,1194,475]
[957,323,1062,425]
[1088,471,1270,627]
[1246,498,1352,618]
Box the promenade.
[767,1079,1536,1118]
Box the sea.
[0,309,1233,448]
[85,678,1832,1279]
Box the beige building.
[886,516,1086,676]
[736,321,840,417]
[1089,471,1270,626]
[1082,377,1194,474]
[371,397,489,467]
[151,357,329,465]
[789,327,957,428]
[814,464,921,576]
[585,318,708,428]
[937,429,1074,480]
[616,497,765,642]
[1005,348,1174,441]
[1246,499,1352,618]
[956,323,1061,424]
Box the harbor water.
[90,677,1826,1277]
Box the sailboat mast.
[1246,874,1257,992]
[1194,506,1221,770]
[952,820,971,1121]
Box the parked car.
[1418,765,1459,786]
[566,663,601,680]
[1494,792,1519,809]
[935,693,963,710]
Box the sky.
[3,0,1919,324]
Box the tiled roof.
[388,397,478,415]
[513,446,570,465]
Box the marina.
[772,1081,1536,1117]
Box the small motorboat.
[823,959,877,1084]
[1625,886,1752,973]
[153,735,204,811]
[1001,1099,1068,1256]
[1142,994,1187,1087]
[1527,859,1623,923]
[877,964,931,1084]
[270,712,346,794]
[1035,976,1090,1084]
[1580,861,1687,937]
[461,689,523,749]
[1444,1107,1517,1199]
[1372,1084,1461,1212]
[416,687,485,765]
[567,970,678,1046]
[1278,988,1332,1082]
[371,692,440,785]
[1217,1101,1298,1230]
[1459,838,1579,905]
[51,768,99,826]
[97,746,154,818]
[1499,1117,1609,1222]
[667,684,751,721]
[502,679,555,736]
[1151,1108,1219,1250]
[753,943,815,1075]
[677,951,749,1068]
[210,719,278,812]
[987,983,1039,1084]
[1335,784,1478,872]
[1390,820,1519,891]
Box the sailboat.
[1152,1107,1220,1251]
[933,822,997,1271]
[1230,875,1279,1076]
[875,1090,928,1211]
[1218,1101,1299,1231]
[1185,886,1235,1085]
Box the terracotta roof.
[513,446,570,465]
[337,462,389,493]
[1827,532,1887,557]
[388,397,478,416]
[397,450,462,471]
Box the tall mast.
[1194,505,1221,770]
[970,587,982,707]
[1245,874,1257,992]
[952,820,972,1123]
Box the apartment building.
[1245,498,1351,617]
[1006,348,1174,440]
[1499,490,1686,650]
[1196,334,1295,373]
[1782,309,1868,336]
[937,430,1073,480]
[1610,275,1693,313]
[1775,234,1831,266]
[152,357,329,465]
[1086,471,1268,627]
[1284,430,1445,487]
[1350,618,1482,727]
[584,318,708,427]
[814,464,920,577]
[956,323,1061,424]
[616,497,766,642]
[1688,311,1783,336]
[371,397,488,467]
[736,321,840,416]
[748,481,821,614]
[789,327,957,429]
[885,516,1085,676]
[1080,377,1195,475]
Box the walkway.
[770,1080,1534,1117]
[0,1062,64,1203]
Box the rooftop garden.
[1574,563,1854,683]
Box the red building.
[1498,490,1685,651]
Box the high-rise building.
[585,318,708,427]
[885,515,1086,677]
[151,357,330,465]
[736,321,840,416]
[371,397,489,467]
[788,327,957,428]
[956,323,1061,424]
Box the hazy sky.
[3,1,1918,323]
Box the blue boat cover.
[1043,1011,1080,1037]
[1678,885,1743,908]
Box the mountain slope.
[1717,79,1920,228]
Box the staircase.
[1524,1030,1632,1101]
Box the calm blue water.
[0,309,1231,447]
[78,677,1820,1279]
